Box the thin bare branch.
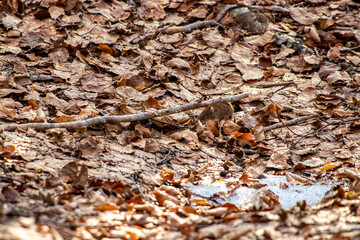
[0,175,26,184]
[250,5,290,13]
[163,20,224,34]
[3,93,249,132]
[259,82,294,88]
[264,114,318,132]
[292,116,360,147]
[215,4,238,22]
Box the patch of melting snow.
[188,174,331,209]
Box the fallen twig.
[292,116,360,147]
[163,20,224,34]
[264,114,318,132]
[161,3,290,35]
[157,148,172,165]
[29,75,53,81]
[259,82,294,88]
[249,5,290,13]
[215,4,238,22]
[239,148,270,156]
[3,93,249,132]
[130,171,145,198]
[0,175,26,184]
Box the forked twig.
[3,93,249,132]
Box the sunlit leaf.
[320,162,342,171]
[196,200,210,206]
[97,43,113,55]
[94,203,118,211]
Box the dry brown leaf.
[138,49,153,71]
[285,172,309,185]
[222,120,240,136]
[235,62,264,80]
[153,189,179,206]
[94,203,118,211]
[267,151,291,170]
[244,158,266,178]
[169,129,199,144]
[202,28,230,48]
[167,57,190,69]
[290,7,319,25]
[0,102,17,118]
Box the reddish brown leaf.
[94,203,118,211]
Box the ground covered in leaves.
[1,0,360,239]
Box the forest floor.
[1,0,360,239]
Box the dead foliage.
[1,0,360,239]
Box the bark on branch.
[264,114,318,132]
[3,93,250,132]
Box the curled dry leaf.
[94,203,118,211]
[320,18,335,30]
[251,188,280,209]
[159,185,182,199]
[138,49,153,71]
[153,189,179,207]
[0,102,17,118]
[134,123,153,139]
[267,151,291,170]
[244,158,266,178]
[222,120,240,136]
[320,162,342,171]
[304,26,321,43]
[230,43,254,64]
[202,28,230,48]
[167,57,190,69]
[285,172,309,185]
[337,168,360,180]
[231,132,256,146]
[1,14,22,30]
[169,129,199,144]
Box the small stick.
[240,148,270,156]
[3,93,249,132]
[264,114,318,132]
[292,116,360,147]
[250,5,290,13]
[29,75,53,81]
[215,4,238,22]
[259,82,294,88]
[164,20,223,34]
[130,173,144,198]
[151,119,187,129]
[157,148,172,165]
[0,175,26,184]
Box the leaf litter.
[1,0,360,239]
